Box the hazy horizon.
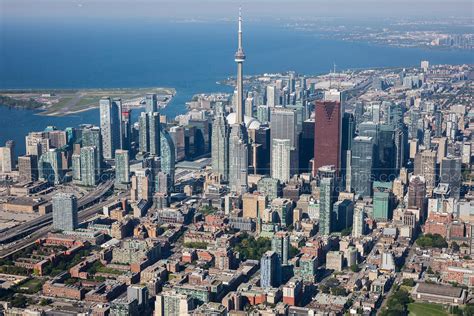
[1,0,473,22]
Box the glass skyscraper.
[52,193,78,232]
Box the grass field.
[16,278,44,294]
[408,302,448,316]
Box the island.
[0,87,175,116]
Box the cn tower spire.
[235,7,245,124]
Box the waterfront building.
[38,149,63,184]
[99,97,121,159]
[25,132,50,157]
[139,112,161,156]
[145,93,157,113]
[0,140,14,173]
[82,125,102,175]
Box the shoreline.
[0,87,175,117]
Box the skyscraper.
[270,107,299,175]
[408,175,427,218]
[351,136,374,197]
[38,149,63,184]
[260,251,282,289]
[319,176,335,236]
[131,168,152,202]
[266,85,277,107]
[52,193,78,232]
[271,139,291,183]
[18,155,38,182]
[100,97,121,159]
[82,126,102,176]
[229,10,249,194]
[373,181,394,221]
[25,132,49,157]
[272,231,290,265]
[341,113,355,187]
[160,128,176,188]
[0,141,14,173]
[352,202,366,237]
[80,146,98,186]
[145,93,158,113]
[414,149,437,190]
[211,102,230,182]
[440,156,462,200]
[115,149,131,189]
[139,112,161,155]
[313,101,341,176]
[121,108,132,151]
[377,124,396,180]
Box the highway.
[0,188,127,259]
[0,180,115,249]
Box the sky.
[1,0,473,22]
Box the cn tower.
[229,8,249,194]
[234,8,245,124]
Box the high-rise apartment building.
[100,97,121,159]
[260,251,282,289]
[52,193,78,232]
[271,139,291,183]
[115,149,131,189]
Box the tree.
[380,287,413,316]
[350,264,361,272]
[416,233,448,249]
[39,298,52,306]
[401,278,416,287]
[11,294,27,308]
[330,286,347,296]
[233,233,271,260]
[451,241,460,252]
[289,245,299,258]
[319,284,330,294]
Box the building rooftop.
[416,283,464,298]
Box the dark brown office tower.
[18,155,38,182]
[313,101,341,176]
[408,176,427,221]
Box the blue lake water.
[0,20,473,157]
